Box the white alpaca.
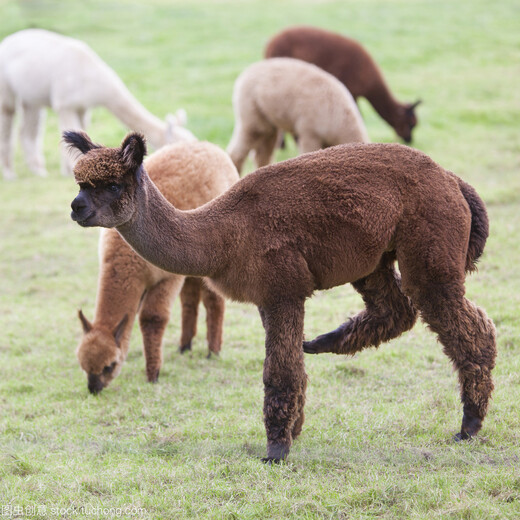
[227,57,369,174]
[0,29,195,179]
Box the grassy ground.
[1,0,519,518]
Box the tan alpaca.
[75,140,238,394]
[227,57,369,174]
[0,29,195,179]
[265,26,421,143]
[67,132,495,463]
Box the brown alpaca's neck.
[364,81,403,127]
[117,176,224,278]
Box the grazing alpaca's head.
[395,100,421,143]
[67,131,147,228]
[77,310,128,394]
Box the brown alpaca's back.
[265,26,383,99]
[197,143,469,305]
[265,26,420,142]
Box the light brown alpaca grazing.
[67,131,496,464]
[265,26,421,143]
[75,141,238,394]
[227,57,368,174]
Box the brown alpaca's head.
[395,99,421,143]
[65,131,147,228]
[76,310,128,394]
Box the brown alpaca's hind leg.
[304,252,418,355]
[412,287,496,439]
[179,277,201,353]
[260,300,307,463]
[139,276,183,382]
[201,284,225,357]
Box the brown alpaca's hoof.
[261,456,284,465]
[263,442,290,464]
[179,341,192,354]
[303,329,341,354]
[147,369,160,383]
[453,431,474,442]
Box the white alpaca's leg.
[78,108,91,130]
[253,130,278,169]
[226,122,252,175]
[0,99,16,180]
[20,104,48,177]
[297,133,323,154]
[58,109,82,176]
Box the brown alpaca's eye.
[106,184,121,193]
[103,362,116,375]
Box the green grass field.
[1,0,519,518]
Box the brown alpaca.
[66,131,496,463]
[75,141,238,394]
[265,26,421,143]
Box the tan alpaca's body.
[68,132,496,463]
[76,141,238,394]
[227,58,368,173]
[265,26,421,143]
[0,29,194,179]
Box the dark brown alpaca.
[265,26,421,143]
[66,130,496,463]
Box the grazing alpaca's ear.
[113,314,129,348]
[120,132,147,171]
[407,99,422,114]
[78,309,93,334]
[63,131,101,154]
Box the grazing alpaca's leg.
[20,104,47,177]
[297,134,322,154]
[201,284,225,357]
[139,276,184,382]
[179,276,201,353]
[227,124,252,174]
[304,252,418,355]
[253,131,278,168]
[58,108,83,175]
[260,300,307,463]
[0,101,16,180]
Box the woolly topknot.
[64,131,147,185]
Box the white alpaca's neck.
[117,175,223,278]
[103,83,166,149]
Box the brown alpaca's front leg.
[139,277,182,382]
[179,277,201,353]
[304,252,417,355]
[260,300,307,464]
[201,284,225,358]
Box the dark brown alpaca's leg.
[304,252,418,355]
[179,277,201,353]
[139,277,182,382]
[201,284,225,357]
[260,300,307,463]
[411,285,496,439]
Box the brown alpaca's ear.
[113,314,129,348]
[407,99,422,113]
[120,133,147,171]
[78,310,93,334]
[63,131,101,154]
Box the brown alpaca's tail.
[457,177,489,273]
